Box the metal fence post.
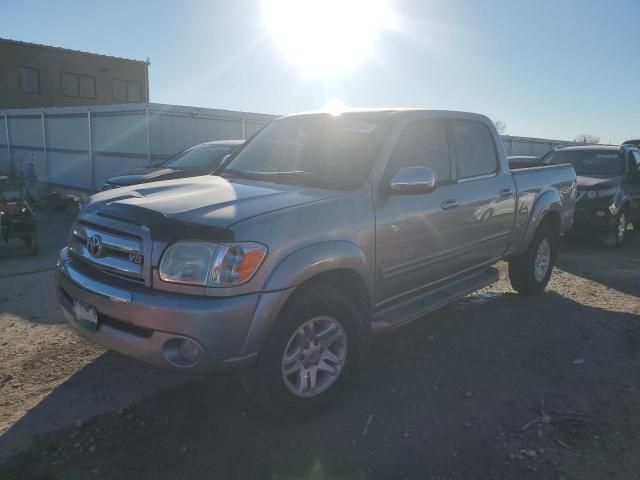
[41,112,48,184]
[87,109,94,193]
[242,116,246,140]
[146,106,151,166]
[4,113,10,171]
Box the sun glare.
[261,0,397,73]
[325,99,346,115]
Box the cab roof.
[281,108,491,123]
[556,144,621,152]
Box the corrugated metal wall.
[501,135,581,157]
[0,103,580,192]
[0,103,275,192]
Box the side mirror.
[389,166,437,194]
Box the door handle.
[441,199,459,210]
[499,188,513,198]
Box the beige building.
[0,38,149,109]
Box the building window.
[18,67,40,94]
[61,72,96,99]
[112,79,142,103]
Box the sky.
[2,0,639,143]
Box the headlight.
[159,241,267,287]
[586,187,617,199]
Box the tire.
[23,235,39,256]
[239,284,367,418]
[602,210,626,248]
[508,222,558,294]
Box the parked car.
[624,139,640,148]
[508,155,540,169]
[102,140,244,190]
[542,144,640,246]
[57,109,576,415]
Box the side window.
[451,120,498,179]
[61,72,96,99]
[388,120,451,183]
[112,79,127,102]
[112,79,142,103]
[18,67,40,94]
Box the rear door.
[445,119,516,268]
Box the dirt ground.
[0,210,639,479]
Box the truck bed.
[506,163,577,257]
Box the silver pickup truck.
[57,109,576,414]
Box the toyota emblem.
[88,235,104,258]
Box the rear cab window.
[450,120,499,180]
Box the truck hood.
[88,175,342,229]
[576,175,622,189]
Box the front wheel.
[239,284,366,418]
[603,211,626,248]
[508,222,558,294]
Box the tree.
[494,120,507,134]
[574,134,600,144]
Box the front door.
[374,119,464,305]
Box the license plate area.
[73,299,99,331]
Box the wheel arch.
[240,241,373,357]
[518,190,562,255]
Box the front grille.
[70,221,145,283]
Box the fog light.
[178,338,201,363]
[595,211,605,217]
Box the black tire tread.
[239,282,367,419]
[508,222,558,295]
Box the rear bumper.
[57,247,290,372]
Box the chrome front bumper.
[57,247,278,372]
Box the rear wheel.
[23,235,39,256]
[239,284,366,418]
[509,222,558,294]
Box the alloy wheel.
[281,316,348,398]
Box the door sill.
[370,267,500,334]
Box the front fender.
[263,240,372,294]
[239,241,372,357]
[519,190,562,255]
[612,191,627,215]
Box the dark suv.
[542,144,640,246]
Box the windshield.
[220,115,391,190]
[545,150,624,175]
[164,145,232,170]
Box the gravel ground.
[0,211,639,479]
